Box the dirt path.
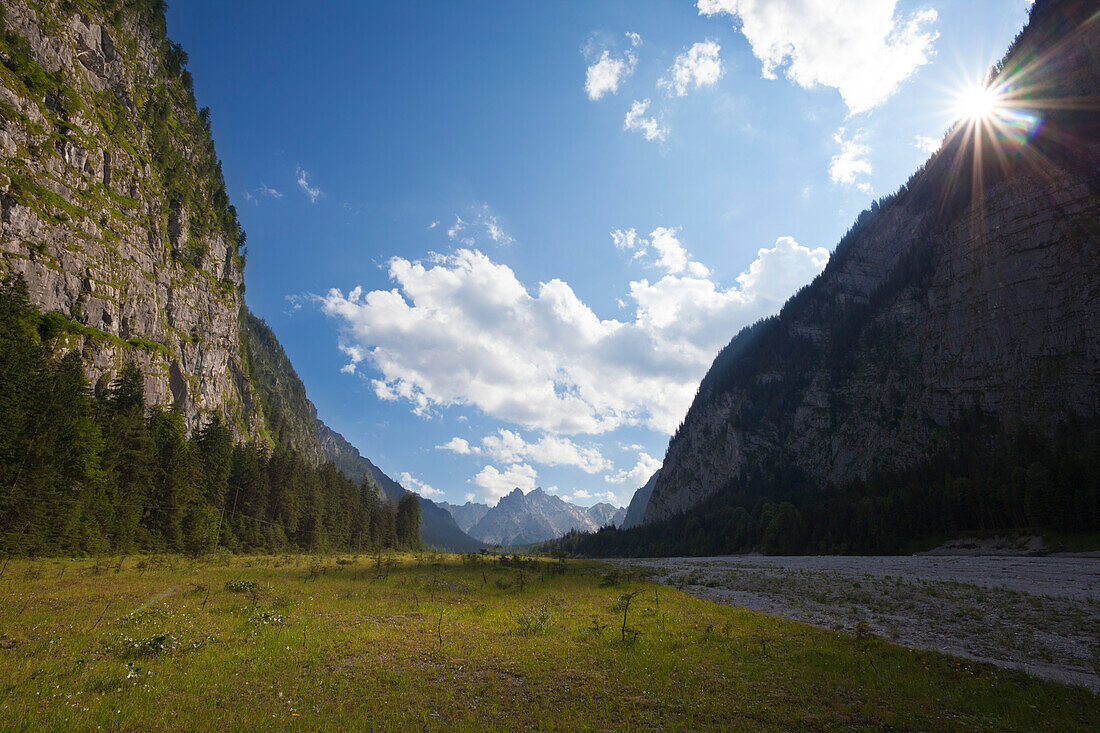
[614,555,1100,692]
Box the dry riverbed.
[615,555,1100,692]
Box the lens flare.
[955,83,1000,121]
[951,77,1042,144]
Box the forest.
[553,409,1100,557]
[0,274,421,556]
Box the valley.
[0,552,1096,730]
[620,553,1100,691]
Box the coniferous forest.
[551,410,1100,557]
[0,275,421,556]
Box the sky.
[165,0,1035,508]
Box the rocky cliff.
[0,0,261,437]
[620,470,658,530]
[0,0,484,551]
[645,0,1100,524]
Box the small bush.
[252,610,286,626]
[115,633,177,658]
[516,604,553,635]
[224,579,257,593]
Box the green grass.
[0,553,1095,731]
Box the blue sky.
[166,0,1034,507]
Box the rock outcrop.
[645,0,1100,524]
[1,0,255,436]
[620,470,658,529]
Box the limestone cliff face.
[645,0,1100,524]
[0,0,256,437]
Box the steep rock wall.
[0,0,257,437]
[645,0,1100,523]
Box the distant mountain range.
[436,501,491,534]
[440,489,625,546]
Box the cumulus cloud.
[610,226,710,277]
[314,232,828,436]
[605,452,662,486]
[437,437,473,455]
[397,471,444,498]
[472,463,537,500]
[658,40,724,96]
[623,99,668,142]
[829,128,873,193]
[481,430,611,474]
[296,167,324,203]
[586,47,638,100]
[438,430,610,474]
[697,0,938,114]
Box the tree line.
[552,409,1099,558]
[0,274,420,556]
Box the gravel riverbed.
[614,555,1100,692]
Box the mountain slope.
[644,0,1100,527]
[372,470,485,552]
[0,0,484,552]
[0,0,259,437]
[245,312,484,552]
[588,503,626,528]
[620,470,658,529]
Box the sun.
[954,83,1001,122]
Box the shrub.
[516,604,553,635]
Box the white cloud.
[606,452,662,486]
[698,0,938,114]
[447,205,513,246]
[569,489,621,505]
[337,344,366,374]
[658,40,724,97]
[315,232,828,436]
[244,183,282,204]
[398,471,444,498]
[464,492,476,502]
[610,227,639,251]
[913,134,940,154]
[625,32,642,48]
[623,99,668,142]
[586,48,637,101]
[472,463,537,501]
[829,128,873,192]
[428,220,440,229]
[611,226,710,277]
[437,437,473,455]
[480,429,611,474]
[296,167,324,203]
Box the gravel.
[614,554,1100,692]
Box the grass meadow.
[0,552,1096,731]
